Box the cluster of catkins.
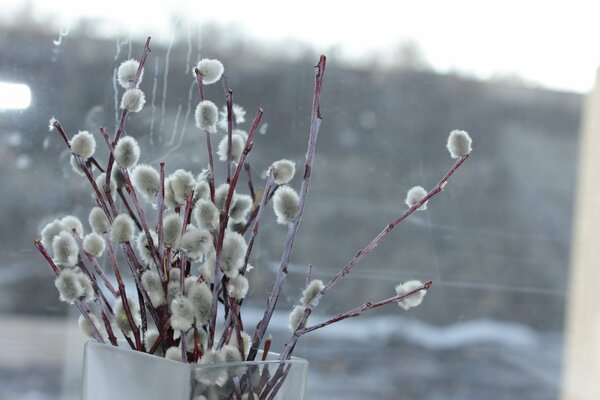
[40,57,309,368]
[39,48,474,383]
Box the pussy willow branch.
[77,232,119,298]
[72,233,114,314]
[98,128,162,270]
[50,120,113,222]
[104,234,142,350]
[225,85,234,183]
[157,162,166,280]
[33,240,106,344]
[105,37,152,208]
[217,169,277,346]
[244,161,256,200]
[117,187,143,231]
[278,154,470,362]
[247,55,327,362]
[194,72,216,202]
[76,253,119,346]
[301,281,432,335]
[206,109,262,348]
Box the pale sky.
[5,0,600,93]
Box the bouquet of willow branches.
[34,37,472,399]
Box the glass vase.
[81,340,308,400]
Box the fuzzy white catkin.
[144,329,160,354]
[195,59,224,85]
[61,215,84,236]
[132,164,160,200]
[184,276,199,293]
[136,231,157,266]
[273,186,299,224]
[198,252,216,284]
[93,173,116,199]
[78,313,101,338]
[220,344,244,376]
[218,104,246,130]
[165,346,183,362]
[229,194,252,223]
[164,178,178,209]
[395,280,427,310]
[114,136,140,169]
[167,268,181,305]
[271,159,296,185]
[289,305,306,332]
[447,129,472,158]
[185,328,208,353]
[228,275,249,300]
[70,130,96,159]
[78,273,95,302]
[220,231,247,278]
[117,59,142,88]
[169,169,196,204]
[52,231,79,267]
[301,279,324,306]
[195,100,219,133]
[41,219,65,249]
[55,269,84,303]
[170,296,195,331]
[111,214,135,243]
[241,393,258,400]
[180,228,212,259]
[89,207,110,234]
[187,281,212,325]
[193,179,210,203]
[194,199,219,231]
[121,88,146,112]
[197,349,227,385]
[163,214,183,247]
[141,270,166,307]
[229,331,251,357]
[405,186,428,211]
[214,183,234,211]
[113,298,141,333]
[83,233,105,257]
[70,155,86,176]
[112,167,126,189]
[216,133,245,163]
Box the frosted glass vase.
[81,341,308,400]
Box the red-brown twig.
[301,281,432,335]
[244,161,256,200]
[247,55,327,362]
[104,37,152,208]
[104,234,142,350]
[194,71,216,202]
[157,162,166,280]
[207,109,263,349]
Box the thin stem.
[244,161,256,201]
[247,56,327,362]
[207,109,263,349]
[157,162,166,280]
[104,37,151,204]
[194,71,215,202]
[117,188,143,231]
[225,88,234,183]
[300,281,432,335]
[104,234,142,350]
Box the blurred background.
[1,1,599,399]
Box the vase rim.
[85,340,308,368]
